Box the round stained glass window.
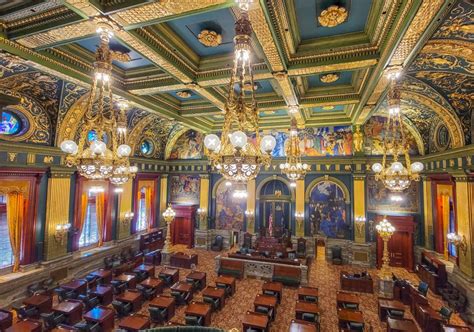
[0,110,22,135]
[140,140,153,156]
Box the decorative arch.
[212,177,246,231]
[212,177,228,199]
[55,93,89,145]
[256,175,295,201]
[164,127,189,160]
[400,116,426,156]
[305,176,350,204]
[400,89,465,148]
[128,114,156,153]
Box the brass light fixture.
[376,218,395,280]
[162,204,176,253]
[204,4,276,183]
[371,69,423,192]
[279,113,309,186]
[60,23,137,184]
[447,232,467,256]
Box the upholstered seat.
[41,312,66,329]
[439,306,453,323]
[149,306,168,324]
[203,296,220,311]
[78,294,100,311]
[343,303,358,310]
[211,235,224,251]
[216,283,232,297]
[387,309,404,319]
[418,282,429,296]
[112,300,132,317]
[185,315,203,326]
[137,284,157,301]
[159,274,173,286]
[347,322,364,331]
[331,246,343,265]
[304,295,318,303]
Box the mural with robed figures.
[299,126,353,156]
[215,181,246,230]
[169,130,203,159]
[170,175,200,205]
[367,175,420,213]
[308,181,349,239]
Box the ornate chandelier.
[60,24,137,184]
[279,113,309,186]
[371,70,423,192]
[203,5,276,183]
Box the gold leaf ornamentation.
[197,29,222,47]
[318,6,348,28]
[320,73,340,83]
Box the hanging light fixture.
[203,4,276,183]
[371,69,423,192]
[60,23,137,184]
[279,112,309,186]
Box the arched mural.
[307,180,350,239]
[213,179,246,231]
[168,129,203,160]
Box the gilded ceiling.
[0,0,472,159]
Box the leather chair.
[148,306,168,324]
[77,294,100,311]
[203,296,220,311]
[343,303,358,310]
[185,277,201,291]
[111,280,127,295]
[216,283,232,297]
[303,295,318,303]
[296,238,306,258]
[387,308,404,319]
[243,233,252,249]
[439,306,453,323]
[185,315,203,326]
[0,308,13,331]
[112,300,132,317]
[85,274,99,287]
[136,284,157,301]
[104,257,114,270]
[331,246,343,265]
[170,291,190,305]
[133,270,149,282]
[27,282,45,296]
[74,321,101,332]
[55,287,77,302]
[159,273,174,286]
[211,236,224,251]
[12,304,39,320]
[418,282,429,296]
[347,322,364,332]
[41,312,66,330]
[302,312,319,325]
[42,278,59,293]
[255,305,273,320]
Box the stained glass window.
[0,110,21,135]
[136,187,147,232]
[140,140,153,155]
[79,192,99,248]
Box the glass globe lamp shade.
[260,135,276,153]
[90,140,106,155]
[204,134,221,151]
[411,162,424,173]
[390,161,404,172]
[372,163,383,173]
[117,144,132,157]
[230,131,247,149]
[60,140,78,154]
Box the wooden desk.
[414,304,443,331]
[133,264,155,277]
[53,301,83,325]
[298,287,319,302]
[170,252,198,269]
[202,287,226,310]
[387,317,418,332]
[116,290,143,312]
[442,325,472,332]
[171,282,194,303]
[114,274,137,289]
[118,314,150,332]
[159,268,179,285]
[337,308,364,325]
[340,271,373,293]
[215,276,236,295]
[51,326,79,332]
[90,285,113,306]
[254,294,277,320]
[90,269,112,283]
[149,296,175,321]
[186,271,207,290]
[295,301,320,320]
[23,294,52,314]
[378,299,406,321]
[262,281,283,303]
[6,319,42,332]
[140,277,164,294]
[242,311,269,332]
[336,292,360,309]
[83,306,114,332]
[61,280,87,295]
[184,302,211,326]
[289,319,318,332]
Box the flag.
[268,214,273,237]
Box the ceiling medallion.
[176,91,192,99]
[198,29,222,47]
[318,5,348,28]
[320,73,340,83]
[322,105,335,110]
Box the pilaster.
[199,174,209,230]
[159,174,168,227]
[117,179,133,240]
[353,174,366,243]
[246,178,256,234]
[422,176,434,250]
[295,178,305,237]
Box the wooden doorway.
[376,215,415,271]
[171,205,196,248]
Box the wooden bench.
[218,259,244,279]
[272,265,300,286]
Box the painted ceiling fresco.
[0,0,472,159]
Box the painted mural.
[308,181,349,239]
[364,116,419,155]
[169,130,203,159]
[170,175,200,205]
[299,126,353,156]
[367,176,420,213]
[215,181,246,230]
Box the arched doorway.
[258,179,293,237]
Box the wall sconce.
[295,212,304,231]
[355,216,366,238]
[447,232,467,256]
[54,223,71,245]
[196,208,207,227]
[122,212,134,227]
[245,210,255,223]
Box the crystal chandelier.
[60,24,137,184]
[279,113,309,186]
[371,70,423,192]
[203,5,276,183]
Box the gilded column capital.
[450,171,472,182]
[49,167,75,178]
[352,173,366,181]
[161,174,169,179]
[200,174,210,179]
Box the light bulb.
[410,162,424,173]
[391,162,404,172]
[60,140,78,154]
[230,131,247,148]
[90,140,106,154]
[117,144,132,157]
[204,134,221,151]
[260,135,276,153]
[371,163,383,173]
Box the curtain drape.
[441,194,450,258]
[6,192,24,272]
[76,193,88,247]
[145,186,153,231]
[96,192,105,247]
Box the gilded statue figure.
[353,125,364,152]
